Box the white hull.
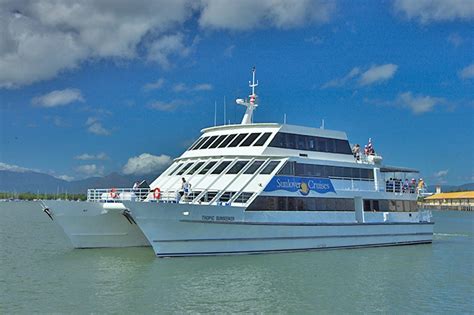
[124,202,433,257]
[42,200,149,248]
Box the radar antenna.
[236,66,258,125]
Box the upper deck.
[180,123,355,163]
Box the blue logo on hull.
[264,176,336,195]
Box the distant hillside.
[0,170,67,194]
[426,183,474,193]
[0,170,158,194]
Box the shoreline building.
[422,187,474,211]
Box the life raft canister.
[110,188,118,199]
[153,187,161,199]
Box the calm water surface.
[1,202,473,314]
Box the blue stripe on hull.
[155,240,433,257]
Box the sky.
[0,0,473,185]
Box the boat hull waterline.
[42,200,150,248]
[124,202,433,257]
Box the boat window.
[227,160,249,174]
[296,134,306,150]
[211,161,232,174]
[192,136,210,150]
[235,192,254,203]
[199,161,218,174]
[244,160,265,174]
[208,135,228,149]
[351,168,361,179]
[188,137,202,150]
[317,137,327,152]
[240,133,260,146]
[342,167,352,178]
[218,134,237,148]
[200,136,219,149]
[187,161,205,175]
[168,163,183,176]
[260,161,280,175]
[280,161,373,180]
[278,161,295,175]
[200,191,218,202]
[228,133,249,147]
[335,139,352,154]
[176,162,194,175]
[253,132,272,146]
[219,191,236,202]
[269,132,352,155]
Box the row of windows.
[194,191,254,204]
[247,196,417,212]
[269,132,352,155]
[278,161,374,180]
[188,132,273,150]
[365,199,417,212]
[247,196,355,211]
[168,159,281,177]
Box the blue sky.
[0,0,473,185]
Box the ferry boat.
[116,68,434,257]
[41,198,149,248]
[42,68,433,253]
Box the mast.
[236,66,259,125]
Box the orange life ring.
[110,188,118,199]
[153,187,161,199]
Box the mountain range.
[0,170,158,194]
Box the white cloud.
[56,174,74,181]
[149,99,189,112]
[172,82,213,92]
[459,63,474,79]
[394,0,474,23]
[365,91,448,114]
[122,153,172,175]
[322,67,360,89]
[223,44,235,58]
[85,117,111,136]
[74,153,109,161]
[193,83,213,91]
[322,64,397,88]
[143,78,165,91]
[396,92,446,114]
[75,164,104,176]
[32,88,84,107]
[447,33,463,47]
[0,1,337,87]
[199,0,335,30]
[0,1,193,87]
[0,162,35,173]
[173,83,187,92]
[359,64,398,86]
[434,169,449,178]
[146,33,193,69]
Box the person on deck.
[181,178,192,199]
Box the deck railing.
[87,188,205,203]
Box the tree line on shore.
[0,192,87,201]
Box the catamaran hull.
[42,200,149,248]
[125,202,433,257]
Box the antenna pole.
[224,96,226,125]
[214,100,217,126]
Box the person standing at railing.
[352,144,360,161]
[181,178,192,201]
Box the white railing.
[87,188,151,202]
[87,188,213,204]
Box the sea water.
[0,202,472,313]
